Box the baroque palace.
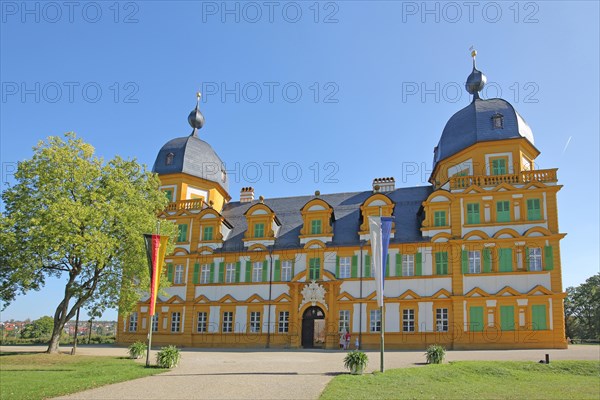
[117,54,567,349]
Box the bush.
[425,344,446,364]
[343,351,368,374]
[128,341,147,359]
[156,345,180,368]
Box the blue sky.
[1,1,598,321]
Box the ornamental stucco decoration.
[299,280,328,311]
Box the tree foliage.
[564,273,600,340]
[0,133,175,352]
[20,316,54,339]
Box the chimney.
[372,177,395,193]
[240,187,255,203]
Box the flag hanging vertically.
[368,216,393,307]
[143,234,169,316]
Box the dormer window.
[166,152,175,165]
[491,113,504,129]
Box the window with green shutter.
[415,252,422,276]
[531,305,547,330]
[496,201,510,222]
[434,211,446,227]
[167,263,174,283]
[527,199,541,220]
[177,224,188,242]
[254,223,265,238]
[499,248,513,272]
[274,260,281,281]
[466,203,480,224]
[310,220,322,235]
[544,246,554,271]
[396,253,402,276]
[309,258,320,280]
[193,263,200,284]
[351,255,358,278]
[203,226,213,241]
[164,190,173,202]
[364,254,371,278]
[483,248,492,273]
[500,305,515,331]
[245,261,252,282]
[435,252,448,275]
[469,306,484,332]
[491,158,507,175]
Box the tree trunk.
[47,319,64,354]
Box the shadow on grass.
[2,369,76,372]
[0,351,45,356]
[161,371,344,377]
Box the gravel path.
[2,345,598,400]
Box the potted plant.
[128,341,147,359]
[425,344,446,364]
[343,350,368,375]
[156,345,181,368]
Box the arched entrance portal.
[302,306,326,348]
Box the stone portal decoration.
[299,280,327,311]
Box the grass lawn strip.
[320,361,600,400]
[0,352,166,400]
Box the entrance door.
[302,306,325,348]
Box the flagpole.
[145,222,160,368]
[379,207,384,373]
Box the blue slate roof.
[433,98,534,169]
[217,186,433,252]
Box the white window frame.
[222,311,233,333]
[468,251,481,274]
[281,261,292,282]
[252,262,263,282]
[171,312,181,333]
[339,257,351,279]
[174,265,184,284]
[370,309,381,332]
[278,311,289,333]
[402,254,415,277]
[403,309,415,332]
[128,312,138,332]
[529,247,543,271]
[225,263,236,283]
[200,264,211,284]
[197,312,207,333]
[249,311,261,333]
[339,310,350,333]
[436,308,448,332]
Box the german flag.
[143,234,169,316]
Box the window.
[171,312,181,332]
[436,308,448,332]
[252,262,263,282]
[177,224,188,242]
[310,219,322,235]
[500,306,515,331]
[498,248,513,272]
[174,265,184,284]
[466,203,480,224]
[531,305,547,330]
[339,310,350,333]
[339,257,351,279]
[469,306,484,332]
[223,263,235,283]
[491,113,504,129]
[203,226,213,241]
[527,199,541,220]
[222,311,233,333]
[197,312,207,333]
[402,254,415,277]
[496,201,510,222]
[491,158,507,175]
[200,264,211,284]
[254,223,265,238]
[433,210,446,227]
[403,309,415,332]
[128,312,138,332]
[309,258,320,280]
[278,311,289,333]
[166,152,175,165]
[435,252,448,275]
[281,260,292,281]
[468,251,481,274]
[164,190,173,202]
[370,309,381,332]
[152,314,159,332]
[249,311,261,333]
[528,248,542,271]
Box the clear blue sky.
[1,1,598,321]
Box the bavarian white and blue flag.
[368,216,393,307]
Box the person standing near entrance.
[339,333,345,350]
[344,331,351,350]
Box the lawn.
[0,352,166,400]
[320,361,600,400]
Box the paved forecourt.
[2,345,598,400]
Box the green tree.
[0,133,175,353]
[565,273,600,340]
[20,316,54,339]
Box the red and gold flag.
[143,234,169,316]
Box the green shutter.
[262,260,268,282]
[499,248,512,272]
[218,262,225,283]
[435,252,441,275]
[364,254,371,278]
[209,263,215,283]
[291,260,295,279]
[245,261,252,282]
[336,256,340,278]
[351,255,358,278]
[532,305,547,330]
[527,199,541,220]
[415,252,422,276]
[167,263,174,282]
[544,246,554,271]
[483,248,491,273]
[500,305,515,331]
[235,262,241,282]
[385,254,390,277]
[178,224,188,242]
[396,253,402,277]
[274,259,281,281]
[193,263,200,284]
[469,306,484,332]
[461,250,468,274]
